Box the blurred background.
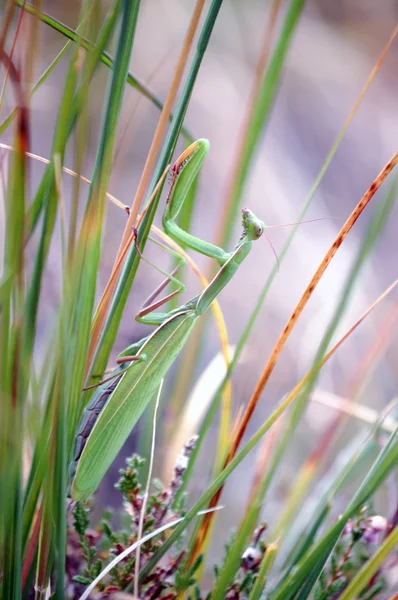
[2,0,398,569]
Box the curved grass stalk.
[211,180,398,598]
[188,152,398,562]
[138,275,398,583]
[134,380,163,599]
[167,22,398,527]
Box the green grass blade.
[210,388,380,599]
[220,0,306,247]
[166,0,306,417]
[65,0,140,448]
[139,377,334,582]
[25,1,121,237]
[22,6,92,358]
[271,422,398,600]
[0,77,28,597]
[44,0,141,592]
[279,434,378,574]
[22,397,53,548]
[14,0,192,143]
[22,3,94,590]
[86,0,225,388]
[0,40,72,136]
[247,542,278,600]
[337,526,398,600]
[211,506,258,600]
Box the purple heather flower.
[363,515,387,544]
[343,520,353,536]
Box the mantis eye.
[256,223,265,239]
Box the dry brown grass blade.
[188,156,398,561]
[0,2,16,61]
[0,142,131,213]
[190,277,398,563]
[0,1,25,113]
[334,23,398,138]
[84,166,169,379]
[85,0,206,370]
[274,297,398,535]
[229,151,398,460]
[116,0,205,246]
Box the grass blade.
[271,422,398,600]
[14,0,193,144]
[86,0,225,391]
[337,526,398,600]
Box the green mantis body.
[69,139,265,502]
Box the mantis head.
[241,208,265,241]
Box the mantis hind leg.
[134,237,190,325]
[136,263,184,325]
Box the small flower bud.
[343,520,353,536]
[241,546,262,571]
[175,453,189,473]
[185,436,199,454]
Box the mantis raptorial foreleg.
[69,139,265,502]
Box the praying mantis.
[68,138,265,502]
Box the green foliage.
[174,555,203,592]
[115,453,146,502]
[67,451,199,597]
[313,509,387,600]
[72,503,90,537]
